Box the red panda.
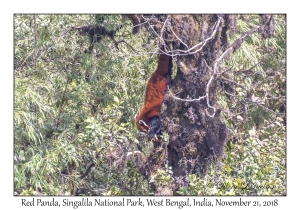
[135,52,172,139]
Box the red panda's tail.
[156,53,172,76]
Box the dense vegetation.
[14,14,286,196]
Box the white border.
[2,0,297,209]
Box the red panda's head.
[135,115,150,134]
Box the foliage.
[177,127,286,195]
[176,14,286,196]
[14,14,286,196]
[14,14,154,195]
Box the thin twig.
[169,27,189,49]
[160,16,170,39]
[205,75,216,117]
[16,49,35,71]
[222,77,249,93]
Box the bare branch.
[114,40,138,53]
[145,16,222,57]
[146,20,165,46]
[169,27,189,49]
[213,23,263,73]
[187,16,222,53]
[160,15,171,39]
[168,86,207,102]
[165,17,222,56]
[205,17,273,117]
[126,151,142,157]
[205,75,217,117]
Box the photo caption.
[21,197,280,208]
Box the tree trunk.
[163,14,229,177]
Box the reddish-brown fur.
[135,53,171,132]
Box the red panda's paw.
[150,134,159,142]
[149,116,162,140]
